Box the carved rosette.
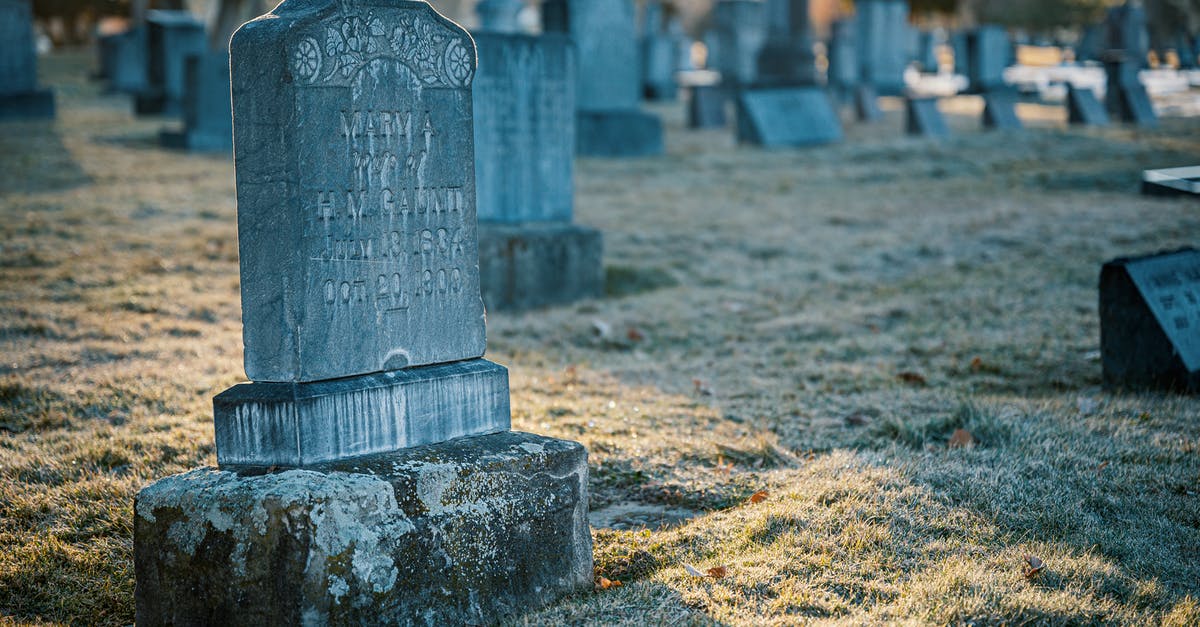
[290,9,474,88]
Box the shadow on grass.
[0,120,91,195]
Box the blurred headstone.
[905,96,949,138]
[856,0,908,95]
[641,1,679,100]
[477,0,524,34]
[1104,59,1157,127]
[755,0,816,86]
[108,27,148,93]
[855,84,882,122]
[1101,248,1200,393]
[159,51,232,151]
[827,19,857,102]
[1104,2,1149,68]
[134,10,206,115]
[706,0,765,93]
[0,0,55,119]
[982,89,1022,130]
[1076,24,1104,63]
[966,25,1009,93]
[135,2,592,623]
[544,0,663,157]
[915,31,938,72]
[1067,84,1109,126]
[1142,166,1200,197]
[472,31,603,310]
[737,88,842,146]
[689,83,727,128]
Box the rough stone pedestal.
[478,222,604,311]
[135,431,593,626]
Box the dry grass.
[2,52,1199,626]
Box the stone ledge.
[136,431,593,626]
[478,222,604,311]
[214,359,511,467]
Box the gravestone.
[1101,248,1200,393]
[737,88,842,147]
[544,0,663,157]
[1076,24,1104,63]
[966,25,1009,93]
[856,0,908,95]
[1067,84,1109,126]
[689,83,727,128]
[134,10,206,115]
[0,0,55,119]
[472,32,603,310]
[706,0,766,93]
[982,89,1022,130]
[476,0,524,33]
[1142,166,1200,197]
[1105,3,1149,68]
[1104,59,1157,127]
[134,3,592,624]
[827,19,858,102]
[640,1,679,100]
[108,27,148,93]
[916,30,938,72]
[855,84,882,122]
[906,96,950,138]
[1177,33,1197,69]
[738,0,841,147]
[950,30,968,74]
[159,51,232,151]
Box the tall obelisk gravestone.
[133,2,592,624]
[736,0,842,147]
[473,5,604,310]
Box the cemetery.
[2,0,1200,624]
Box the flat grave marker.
[1067,84,1110,126]
[982,89,1022,130]
[1142,166,1200,197]
[737,88,843,147]
[906,96,950,138]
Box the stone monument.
[1067,84,1110,126]
[737,0,842,147]
[640,1,678,101]
[159,51,233,151]
[706,0,766,95]
[476,0,524,33]
[982,88,1022,130]
[826,18,857,104]
[856,0,908,95]
[472,28,604,310]
[543,0,664,157]
[134,10,206,115]
[134,2,592,624]
[965,25,1009,94]
[0,0,55,120]
[906,96,949,138]
[1101,248,1200,393]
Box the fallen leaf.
[748,490,769,504]
[1095,460,1109,474]
[970,356,984,372]
[845,413,871,427]
[706,566,729,579]
[683,564,705,577]
[596,576,622,590]
[626,326,646,342]
[897,371,927,385]
[1023,555,1046,579]
[693,378,713,396]
[714,456,734,475]
[948,428,977,449]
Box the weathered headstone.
[856,0,908,95]
[906,96,950,138]
[706,0,766,93]
[1142,166,1200,197]
[854,84,882,122]
[1104,59,1157,127]
[966,25,1009,93]
[640,1,679,101]
[689,83,727,128]
[738,0,841,147]
[0,0,55,119]
[1104,3,1149,69]
[1101,248,1200,393]
[134,4,592,623]
[916,30,938,72]
[107,27,148,93]
[827,19,858,102]
[1067,84,1109,126]
[134,10,206,115]
[159,51,232,151]
[472,31,603,310]
[544,0,663,157]
[737,88,842,146]
[476,0,524,33]
[982,88,1022,130]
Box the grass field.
[1,52,1199,626]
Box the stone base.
[159,128,233,152]
[855,85,883,122]
[982,90,1023,130]
[0,89,55,120]
[478,222,604,311]
[135,431,593,626]
[906,97,950,138]
[576,109,664,157]
[214,359,511,467]
[1068,85,1109,126]
[688,84,727,129]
